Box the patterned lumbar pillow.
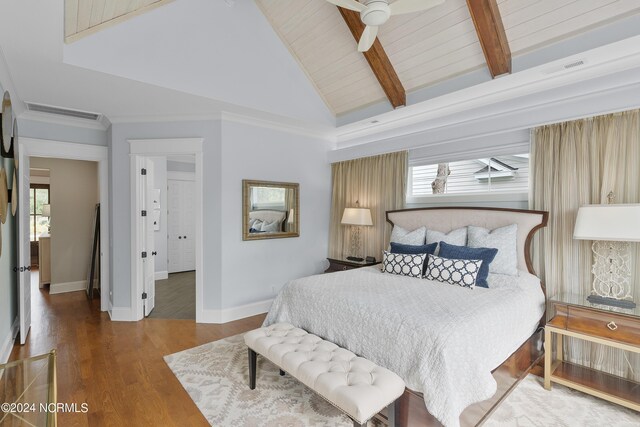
[438,241,498,288]
[467,224,518,276]
[390,225,427,246]
[382,251,426,278]
[426,227,467,254]
[424,254,483,289]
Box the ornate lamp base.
[347,225,364,261]
[586,294,637,309]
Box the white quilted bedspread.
[264,266,545,427]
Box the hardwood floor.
[149,271,195,320]
[8,278,265,427]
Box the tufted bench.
[244,322,405,427]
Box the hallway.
[8,274,264,426]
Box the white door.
[167,179,195,273]
[17,150,31,344]
[142,160,155,316]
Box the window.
[408,154,529,198]
[29,185,50,242]
[250,186,286,210]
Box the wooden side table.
[544,292,640,411]
[325,258,380,273]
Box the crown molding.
[334,35,640,148]
[220,111,333,140]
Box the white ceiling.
[1,0,640,143]
[258,0,640,116]
[0,0,334,131]
[65,0,174,43]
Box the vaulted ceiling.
[65,0,174,43]
[257,0,640,116]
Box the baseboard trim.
[109,306,136,322]
[199,299,273,324]
[154,271,168,281]
[49,280,87,295]
[1,317,20,364]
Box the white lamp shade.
[41,204,51,217]
[341,208,373,226]
[574,204,640,242]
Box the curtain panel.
[530,109,640,381]
[329,151,408,261]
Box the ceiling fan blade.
[389,0,444,15]
[325,0,367,12]
[358,25,378,52]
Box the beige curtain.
[329,151,408,261]
[530,109,640,381]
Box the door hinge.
[142,292,148,300]
[141,251,147,258]
[141,210,147,216]
[141,168,147,175]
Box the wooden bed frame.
[385,207,549,427]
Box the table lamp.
[341,202,373,262]
[573,202,640,308]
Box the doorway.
[16,138,109,345]
[146,155,197,320]
[129,138,203,322]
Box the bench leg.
[248,348,257,390]
[279,369,285,376]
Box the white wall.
[219,120,332,308]
[0,78,18,360]
[149,157,168,278]
[30,158,99,287]
[109,120,223,311]
[108,118,332,318]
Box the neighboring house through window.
[407,154,530,203]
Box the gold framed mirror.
[242,180,299,241]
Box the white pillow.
[467,224,518,276]
[424,254,482,289]
[251,219,263,230]
[382,251,426,278]
[261,221,280,232]
[390,225,426,246]
[426,227,467,254]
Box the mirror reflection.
[242,180,299,240]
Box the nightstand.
[544,292,640,411]
[325,258,380,273]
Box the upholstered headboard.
[249,210,287,232]
[386,207,548,276]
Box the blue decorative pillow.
[438,242,498,288]
[390,242,438,255]
[390,242,438,275]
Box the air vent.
[563,60,585,70]
[542,59,587,75]
[26,102,101,121]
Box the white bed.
[263,207,549,427]
[264,266,545,427]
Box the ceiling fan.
[327,0,445,52]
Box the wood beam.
[466,0,511,77]
[338,7,406,109]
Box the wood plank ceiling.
[257,0,640,116]
[64,0,175,43]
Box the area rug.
[165,334,640,427]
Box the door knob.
[178,236,182,239]
[183,235,187,239]
[152,251,157,256]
